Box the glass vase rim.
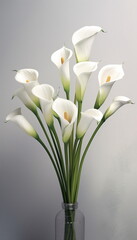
[62,202,78,210]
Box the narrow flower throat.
[61,57,65,64]
[64,112,71,123]
[106,76,111,82]
[26,80,30,83]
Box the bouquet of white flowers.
[6,26,133,240]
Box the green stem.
[74,139,83,171]
[34,111,55,155]
[74,94,76,104]
[77,101,82,126]
[52,125,64,160]
[81,120,104,168]
[69,128,73,179]
[94,91,100,109]
[51,126,66,182]
[75,119,105,202]
[48,127,67,197]
[34,111,67,202]
[64,143,70,202]
[48,127,60,157]
[72,138,79,162]
[36,136,66,202]
[35,111,60,168]
[65,91,69,100]
[71,139,83,202]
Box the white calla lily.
[52,98,78,143]
[12,88,37,113]
[15,69,40,106]
[5,108,38,138]
[77,109,103,138]
[72,26,102,62]
[32,84,55,126]
[51,46,73,94]
[94,64,124,109]
[73,61,98,102]
[104,96,133,120]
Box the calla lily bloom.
[52,98,78,143]
[104,96,133,120]
[32,84,55,126]
[94,64,124,109]
[12,88,37,113]
[77,109,103,138]
[72,26,102,62]
[5,108,38,138]
[73,61,98,102]
[15,69,40,106]
[51,46,73,94]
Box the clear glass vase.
[55,203,85,240]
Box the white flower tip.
[113,96,134,108]
[73,61,98,76]
[11,94,15,100]
[5,108,21,122]
[86,109,103,122]
[104,96,133,120]
[11,88,21,100]
[113,96,131,103]
[72,26,102,45]
[72,26,102,62]
[5,108,38,138]
[101,29,107,33]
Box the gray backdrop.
[1,0,137,239]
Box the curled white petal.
[95,64,124,108]
[12,88,36,112]
[15,69,40,106]
[32,84,54,101]
[74,61,98,76]
[5,108,38,138]
[73,61,98,101]
[32,84,55,126]
[104,96,133,120]
[98,64,124,86]
[52,98,78,142]
[52,98,78,127]
[15,69,39,83]
[77,109,103,138]
[72,26,102,62]
[51,46,73,68]
[95,82,115,109]
[51,46,73,92]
